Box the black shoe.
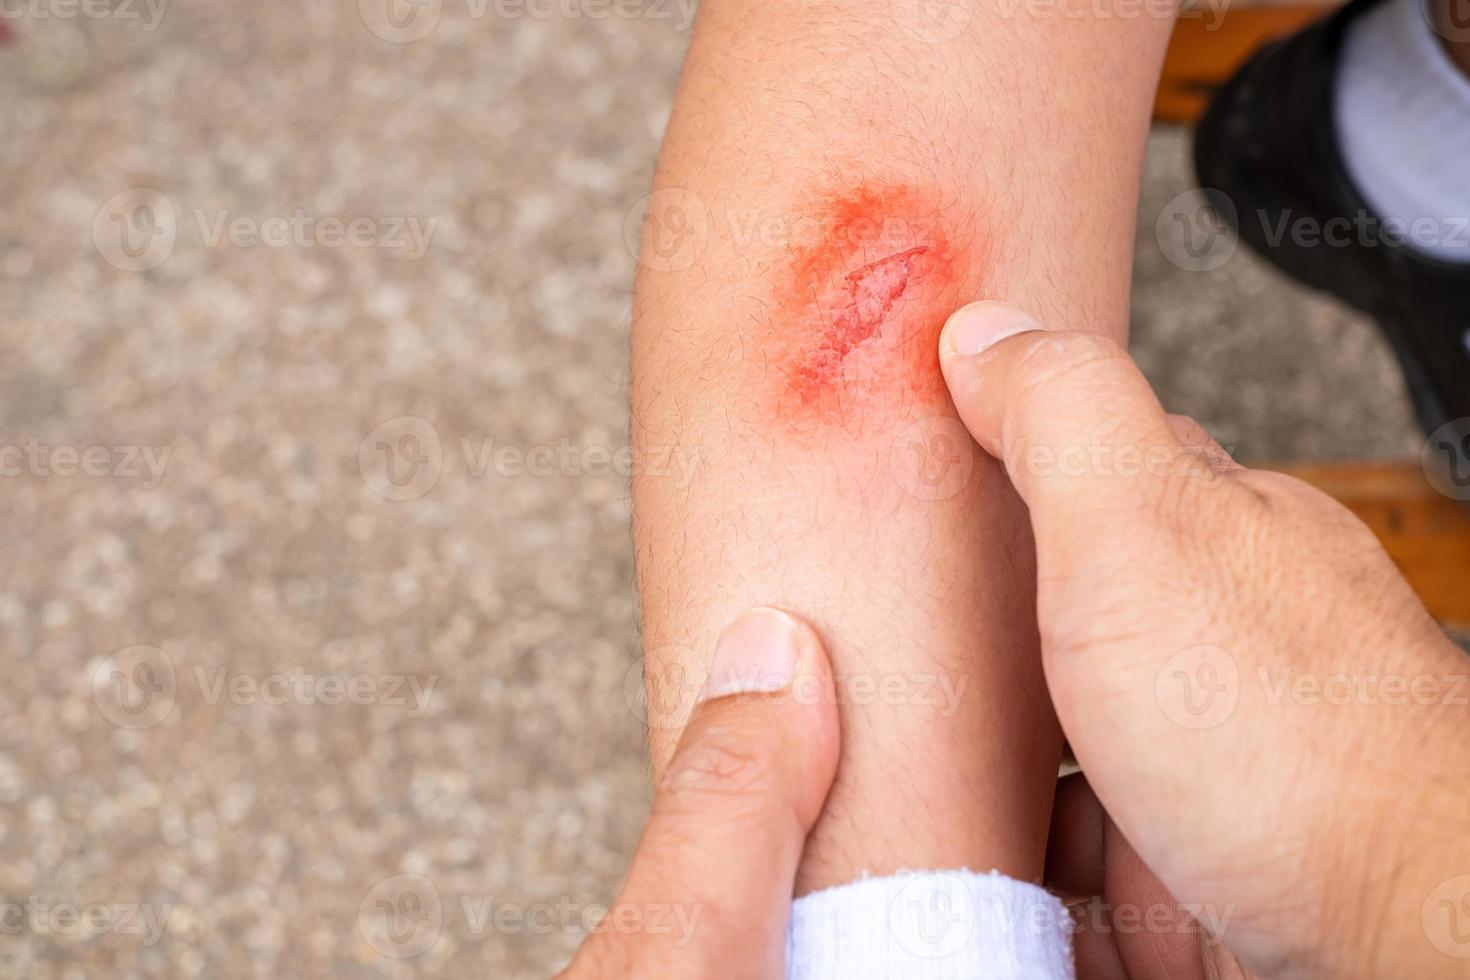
[1193,0,1470,441]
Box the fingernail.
[942,301,1046,357]
[701,607,805,702]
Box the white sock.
[786,869,1075,980]
[1334,0,1470,262]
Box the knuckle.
[1010,332,1130,401]
[658,719,785,809]
[1167,413,1209,445]
[1008,335,1140,442]
[1143,467,1211,531]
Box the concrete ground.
[0,2,1421,978]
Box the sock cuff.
[1335,0,1470,260]
[1338,0,1470,127]
[786,869,1075,980]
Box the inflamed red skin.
[763,183,978,433]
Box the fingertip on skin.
[578,609,839,980]
[939,300,1047,360]
[701,606,826,702]
[692,606,840,829]
[935,301,1050,463]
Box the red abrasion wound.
[794,245,931,391]
[769,183,963,426]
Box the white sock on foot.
[1334,0,1470,263]
[786,869,1075,979]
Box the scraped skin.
[632,0,1175,897]
[770,183,966,428]
[793,243,935,398]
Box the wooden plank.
[1272,462,1470,628]
[1155,5,1328,123]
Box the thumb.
[936,301,1182,522]
[572,608,840,980]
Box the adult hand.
[937,302,1470,979]
[562,608,840,980]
